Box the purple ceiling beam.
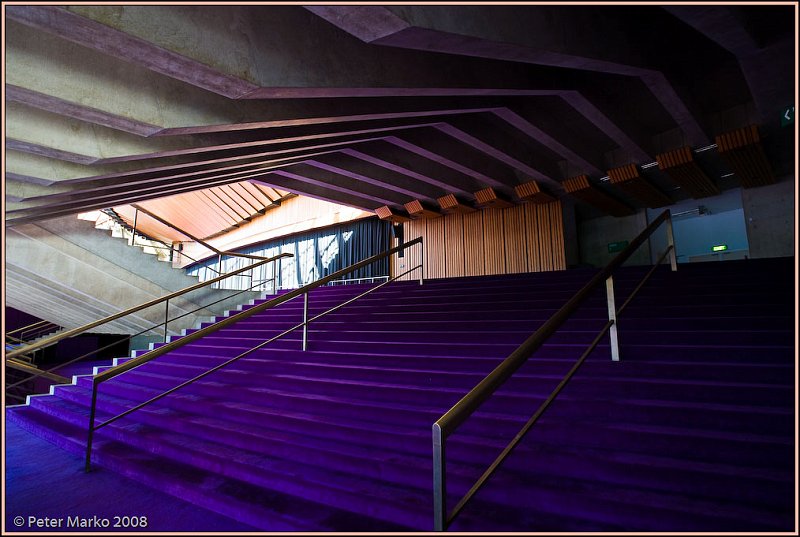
[384,135,513,194]
[98,122,446,164]
[11,155,314,209]
[561,91,651,163]
[6,85,161,137]
[8,166,308,221]
[433,123,560,188]
[6,172,55,187]
[307,6,709,147]
[239,87,555,99]
[268,170,398,206]
[490,108,603,176]
[156,107,499,135]
[250,176,377,212]
[63,137,393,185]
[304,160,438,202]
[6,5,257,99]
[6,139,98,165]
[663,6,793,125]
[340,148,474,196]
[303,6,410,43]
[662,6,760,58]
[9,78,646,171]
[9,91,612,178]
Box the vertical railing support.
[432,423,446,531]
[216,254,223,289]
[420,243,425,286]
[163,299,170,343]
[84,380,99,473]
[665,212,677,271]
[130,208,138,246]
[302,292,309,351]
[606,276,620,361]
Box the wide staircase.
[6,257,795,531]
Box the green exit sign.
[712,244,728,252]
[608,240,629,253]
[781,106,794,127]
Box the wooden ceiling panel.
[656,146,720,198]
[716,125,775,188]
[563,175,635,217]
[112,181,296,242]
[607,163,672,208]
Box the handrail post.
[606,276,620,361]
[216,254,223,289]
[420,243,425,286]
[130,208,138,247]
[302,292,309,351]
[665,212,677,271]
[163,299,170,343]
[433,423,446,531]
[85,380,99,473]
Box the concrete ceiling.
[4,4,796,226]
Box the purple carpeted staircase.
[7,258,795,531]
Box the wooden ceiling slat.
[251,183,276,203]
[141,194,221,239]
[240,181,274,208]
[267,186,284,200]
[229,183,263,213]
[196,189,240,227]
[180,191,233,233]
[199,189,241,225]
[106,181,298,245]
[215,186,252,220]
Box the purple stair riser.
[8,258,795,531]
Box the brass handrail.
[5,276,278,392]
[432,209,677,530]
[103,208,224,274]
[6,359,71,385]
[6,252,292,360]
[7,320,60,342]
[84,236,423,471]
[7,320,50,337]
[131,204,272,262]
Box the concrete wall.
[6,217,259,335]
[646,188,751,264]
[741,176,795,259]
[577,210,650,268]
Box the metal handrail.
[130,204,274,262]
[5,276,279,392]
[6,359,71,385]
[84,237,423,471]
[432,209,677,530]
[7,320,61,342]
[102,208,224,274]
[7,320,50,337]
[6,252,292,360]
[327,275,390,286]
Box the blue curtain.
[186,217,391,291]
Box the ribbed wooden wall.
[392,201,566,280]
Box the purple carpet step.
[25,386,792,532]
[8,257,794,531]
[59,372,792,459]
[6,406,411,531]
[148,348,794,387]
[82,365,793,424]
[218,314,796,332]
